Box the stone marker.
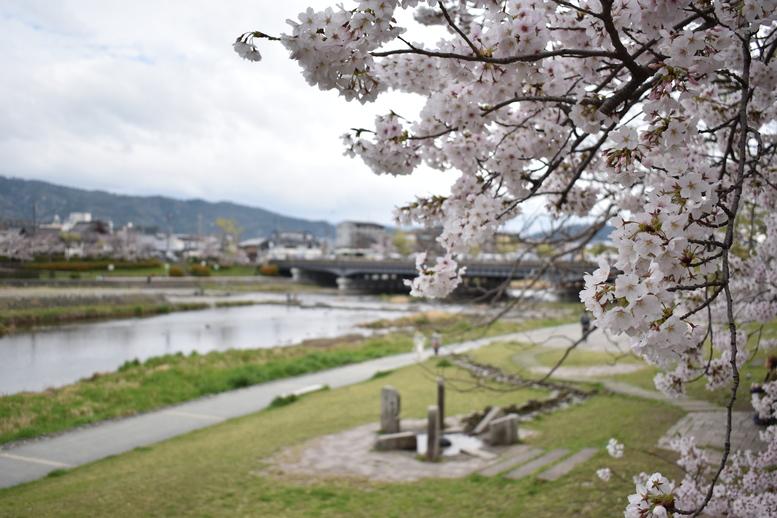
[427,405,440,462]
[380,386,401,433]
[374,431,418,451]
[473,406,505,435]
[488,414,519,446]
[437,377,445,431]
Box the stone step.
[504,448,571,480]
[537,448,598,481]
[477,445,544,477]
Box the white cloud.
[0,0,456,226]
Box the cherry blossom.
[238,1,777,515]
[606,438,624,459]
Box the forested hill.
[0,176,334,239]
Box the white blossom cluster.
[606,438,624,458]
[625,472,677,518]
[403,252,466,298]
[669,433,777,517]
[239,0,777,515]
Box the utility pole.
[166,212,172,255]
[31,202,37,237]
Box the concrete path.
[0,323,766,489]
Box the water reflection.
[0,300,412,395]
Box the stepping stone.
[460,447,496,460]
[504,449,570,480]
[478,446,544,477]
[538,448,598,481]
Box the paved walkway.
[0,324,766,489]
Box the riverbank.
[0,282,331,334]
[0,312,575,446]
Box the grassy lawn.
[532,348,644,368]
[0,352,685,518]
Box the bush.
[258,264,279,276]
[190,264,211,277]
[168,265,185,277]
[22,259,163,272]
[69,272,81,279]
[269,394,299,408]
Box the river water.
[0,294,430,396]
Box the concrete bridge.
[270,258,597,299]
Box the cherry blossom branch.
[436,1,481,58]
[371,46,616,64]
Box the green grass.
[214,300,256,308]
[0,352,686,518]
[0,302,209,333]
[0,333,409,445]
[533,348,644,368]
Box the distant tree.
[215,218,244,255]
[392,229,412,256]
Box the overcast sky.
[0,1,456,226]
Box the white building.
[335,221,386,251]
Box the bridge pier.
[337,274,409,294]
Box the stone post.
[380,386,401,434]
[488,414,519,446]
[437,377,445,431]
[426,405,440,462]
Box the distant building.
[408,227,446,256]
[135,233,186,259]
[238,237,270,262]
[62,212,93,232]
[265,230,322,260]
[67,220,112,241]
[335,221,386,252]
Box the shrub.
[190,264,211,277]
[258,264,279,276]
[168,265,185,277]
[269,394,299,408]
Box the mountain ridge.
[0,176,335,239]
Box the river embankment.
[0,298,576,447]
[0,277,319,333]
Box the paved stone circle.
[256,418,536,483]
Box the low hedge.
[191,264,211,277]
[258,264,279,276]
[22,259,163,272]
[168,265,186,277]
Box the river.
[0,293,435,396]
